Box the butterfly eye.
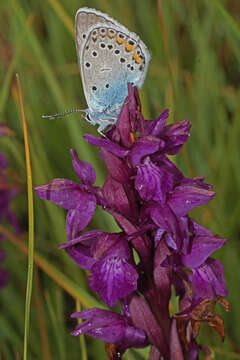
[86,113,91,122]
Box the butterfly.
[75,7,150,132]
[43,8,150,133]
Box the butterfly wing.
[81,25,149,114]
[75,8,150,130]
[75,8,121,65]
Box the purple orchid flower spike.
[35,84,229,359]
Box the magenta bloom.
[59,231,138,307]
[71,308,147,355]
[35,85,228,359]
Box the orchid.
[35,84,229,359]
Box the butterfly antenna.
[42,108,84,119]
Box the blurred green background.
[0,0,240,358]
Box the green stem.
[16,74,34,360]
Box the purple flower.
[191,258,228,300]
[35,84,228,359]
[71,308,147,354]
[35,149,104,240]
[59,231,138,307]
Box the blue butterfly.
[44,8,150,133]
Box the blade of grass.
[157,0,177,113]
[47,0,74,37]
[16,73,34,360]
[11,0,65,107]
[0,14,34,115]
[45,291,65,360]
[208,0,240,42]
[76,300,87,360]
[34,271,52,360]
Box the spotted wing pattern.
[75,8,150,132]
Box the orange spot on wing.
[125,43,135,52]
[116,37,125,44]
[133,53,142,64]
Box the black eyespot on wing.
[108,45,113,50]
[92,51,97,57]
[115,49,120,55]
[100,43,106,48]
[106,84,109,88]
[85,62,91,68]
[92,86,97,91]
[120,57,126,63]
